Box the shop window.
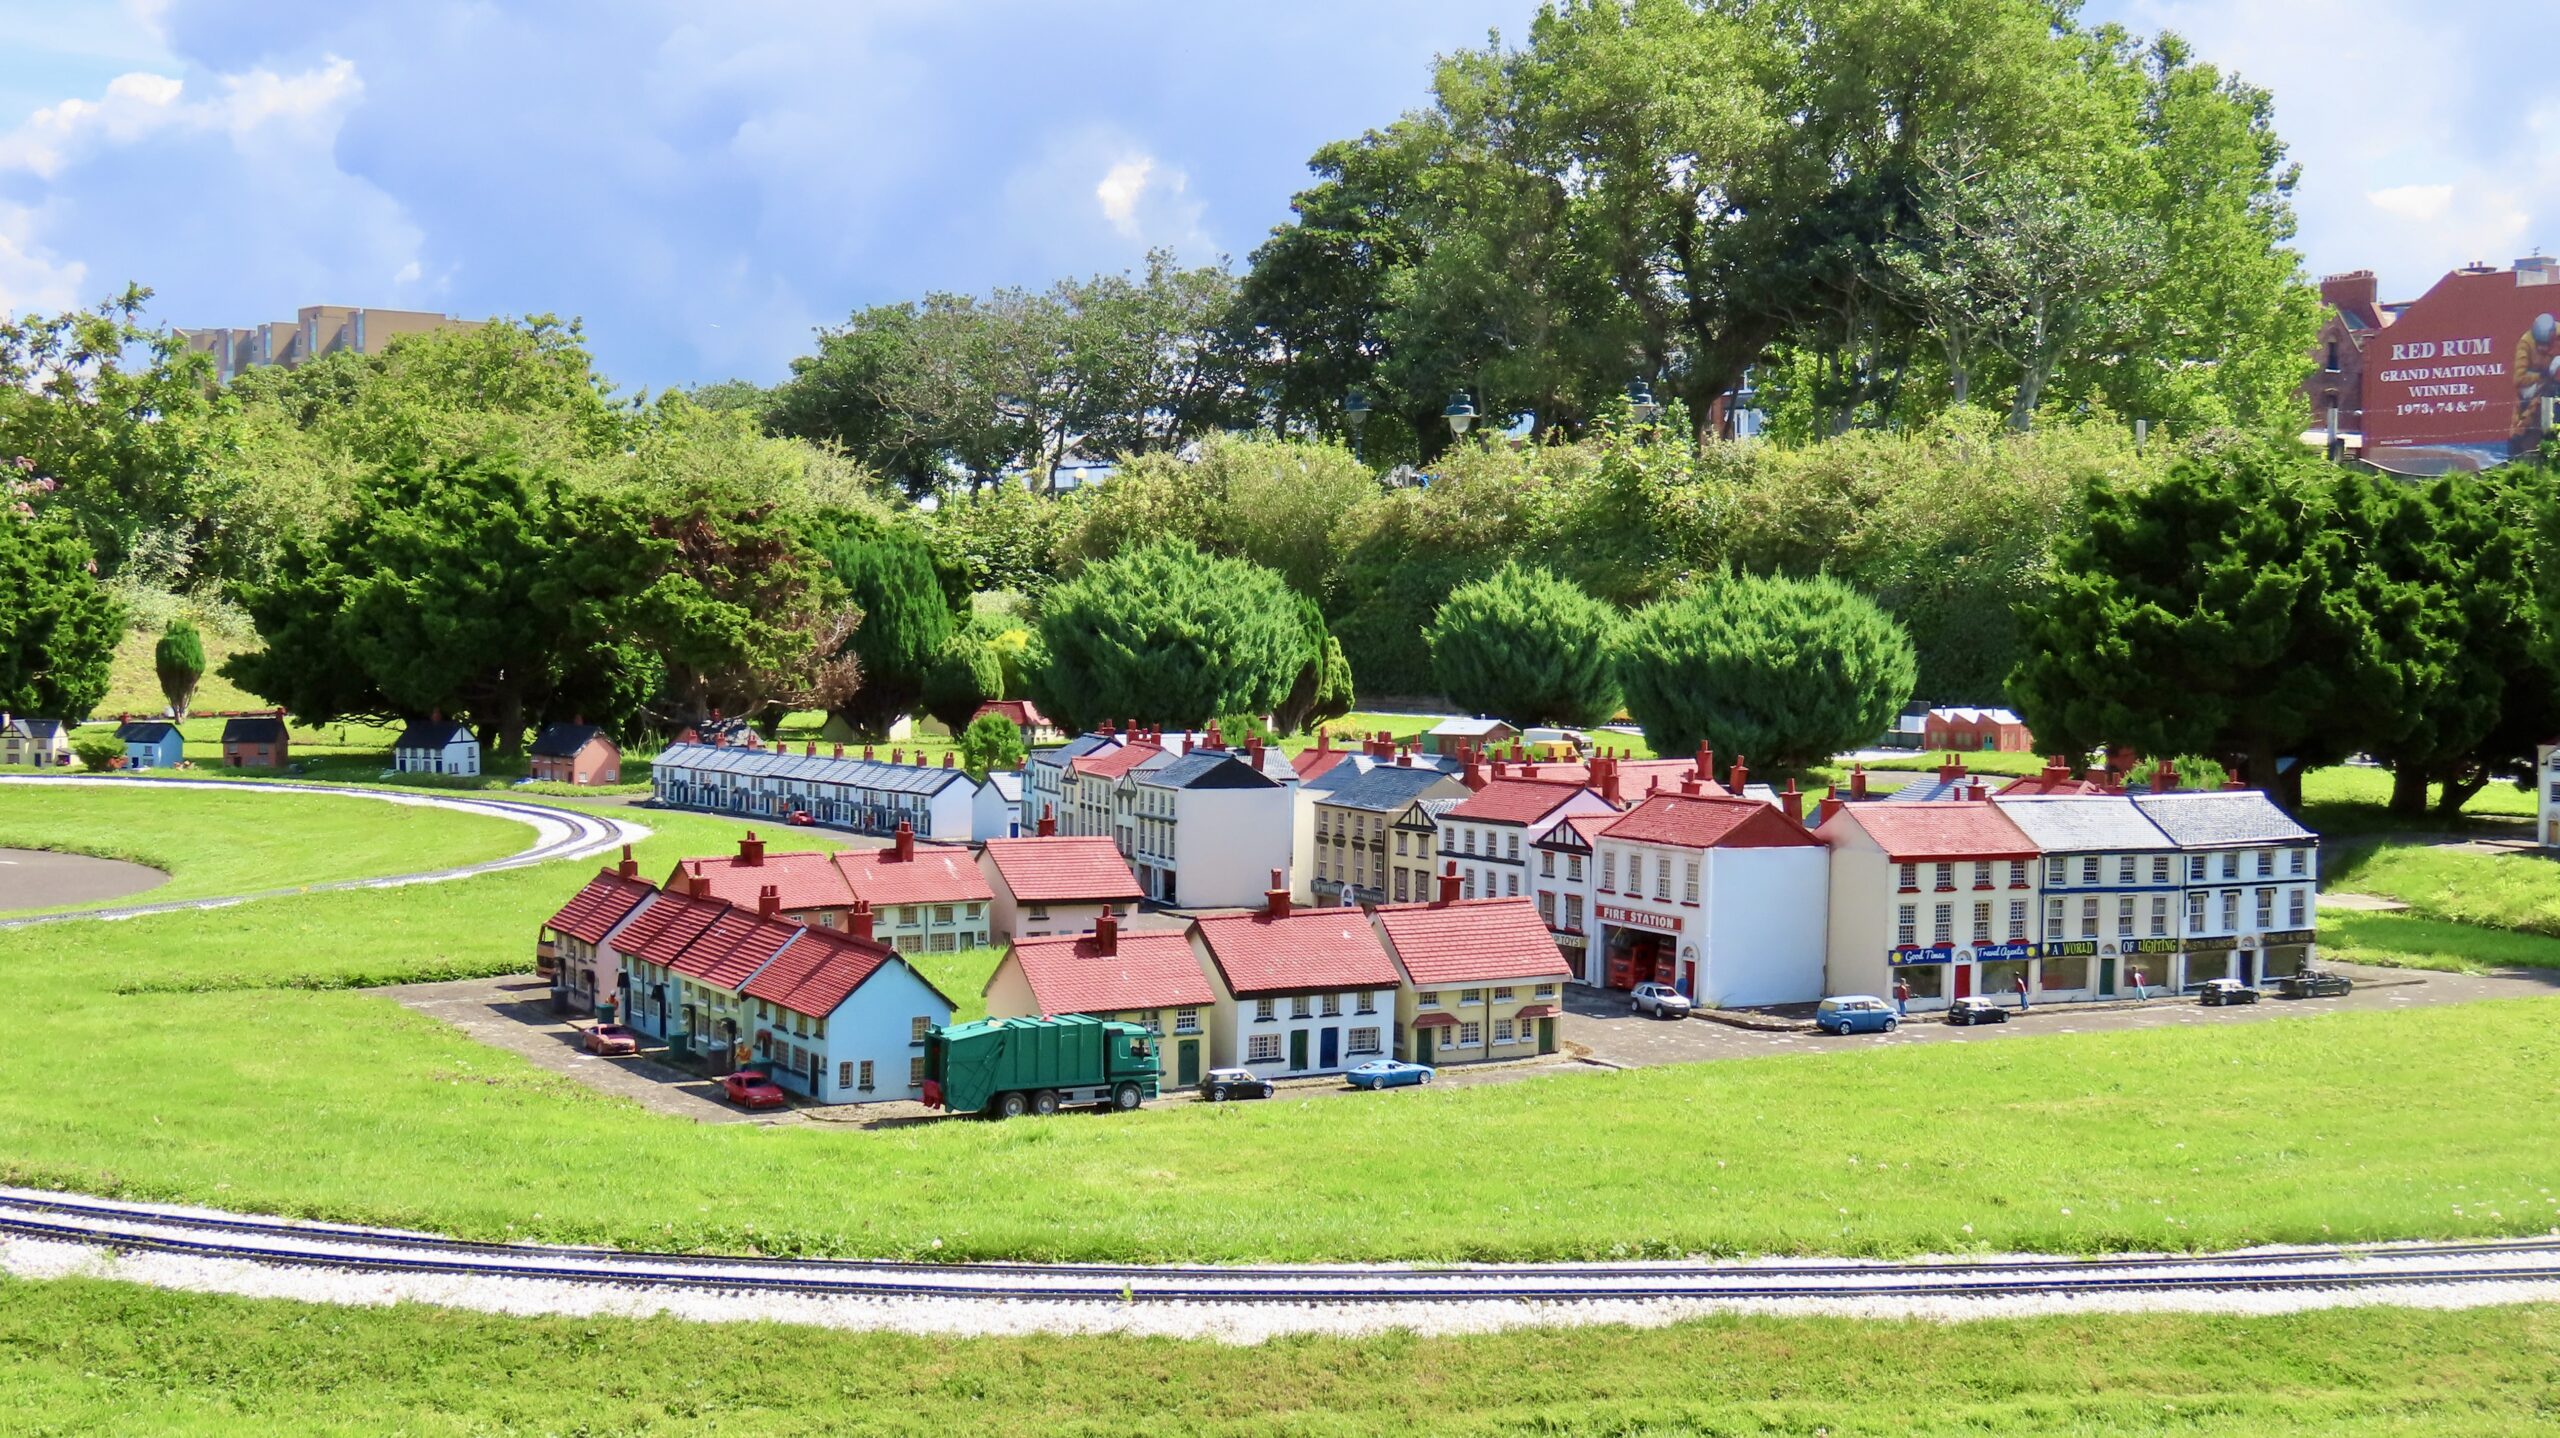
[2042,953,2089,991]
[1980,958,2030,996]
[1897,905,1917,945]
[1899,964,1945,1000]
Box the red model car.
[785,810,816,826]
[582,1023,639,1056]
[722,1070,789,1109]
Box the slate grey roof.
[1027,733,1117,772]
[1994,795,2177,853]
[394,719,475,751]
[24,719,62,740]
[2131,791,2317,847]
[116,721,180,743]
[1396,796,1462,828]
[529,722,608,758]
[1139,750,1281,791]
[1320,764,1461,812]
[1879,772,1985,803]
[221,716,289,745]
[651,740,969,794]
[987,771,1022,802]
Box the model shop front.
[1887,940,2036,1009]
[2184,928,2315,989]
[1598,902,1689,994]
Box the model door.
[1537,1017,1556,1054]
[1952,965,1972,1000]
[1416,1027,1435,1065]
[1176,1039,1199,1086]
[2098,958,2117,997]
[1319,1027,1339,1069]
[1289,1029,1309,1071]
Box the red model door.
[1953,964,1972,1000]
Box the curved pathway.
[0,777,647,929]
[2,1187,2553,1338]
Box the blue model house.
[116,719,185,770]
[739,904,957,1104]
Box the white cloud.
[0,203,87,314]
[1096,155,1156,236]
[0,59,357,180]
[2367,184,2453,223]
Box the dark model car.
[1200,1067,1275,1102]
[1944,997,2010,1026]
[2278,969,2353,999]
[2198,978,2262,1007]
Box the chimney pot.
[1850,764,1869,801]
[805,741,816,757]
[1778,779,1802,827]
[943,751,955,768]
[1435,862,1461,907]
[1094,909,1118,955]
[892,821,915,862]
[1728,756,1748,793]
[757,883,780,919]
[1816,795,1844,827]
[1680,777,1701,797]
[1037,803,1056,838]
[739,830,765,866]
[1463,756,1485,791]
[849,899,874,943]
[1265,868,1291,919]
[2155,759,2180,793]
[617,843,637,880]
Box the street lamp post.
[1343,389,1371,463]
[1444,390,1477,438]
[1628,378,1662,428]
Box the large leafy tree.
[153,620,206,718]
[1426,562,1622,726]
[0,487,125,720]
[806,513,954,736]
[1614,571,1915,773]
[920,633,1002,734]
[957,710,1029,779]
[2008,440,2371,809]
[1027,538,1305,731]
[1272,595,1357,735]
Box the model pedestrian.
[2014,973,2030,1012]
[1892,976,1910,1016]
[2131,966,2148,1001]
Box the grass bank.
[2314,909,2560,974]
[2329,842,2560,939]
[4,1280,2554,1436]
[0,783,532,915]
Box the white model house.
[1190,876,1399,1079]
[1992,794,2183,1002]
[2132,789,2320,990]
[1587,791,1829,1006]
[1128,748,1296,909]
[392,717,480,776]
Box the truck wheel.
[994,1091,1028,1119]
[1112,1082,1142,1111]
[1031,1089,1061,1116]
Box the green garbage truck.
[920,1014,1160,1117]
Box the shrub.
[1425,562,1621,726]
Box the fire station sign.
[1596,904,1679,935]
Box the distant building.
[2302,257,2560,473]
[179,305,484,383]
[969,699,1062,748]
[1922,707,2032,754]
[0,715,72,768]
[1423,717,1517,757]
[116,719,185,770]
[528,722,621,786]
[392,717,480,777]
[220,712,290,769]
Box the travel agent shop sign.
[1887,942,2038,966]
[2364,265,2560,473]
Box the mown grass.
[2329,842,2560,938]
[0,783,531,915]
[2314,909,2560,974]
[4,1279,2555,1436]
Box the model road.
[0,777,646,929]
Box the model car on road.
[1200,1067,1275,1102]
[1629,982,1692,1019]
[2279,969,2353,999]
[785,810,816,826]
[1345,1059,1434,1090]
[1816,995,1899,1035]
[2198,978,2262,1007]
[1944,996,2010,1026]
[582,1023,640,1056]
[721,1070,789,1109]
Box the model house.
[1437,778,1614,903]
[220,712,290,769]
[1306,762,1468,906]
[665,831,856,928]
[1993,794,2183,1002]
[1372,882,1570,1065]
[540,848,656,1016]
[116,719,185,770]
[833,822,994,954]
[1529,811,1610,984]
[613,881,800,1067]
[1424,716,1517,756]
[983,911,1220,1087]
[1022,729,1122,836]
[0,715,71,767]
[1191,876,1400,1079]
[1815,799,2039,1012]
[2133,785,2320,989]
[1126,746,1296,909]
[969,699,1062,748]
[1588,789,1829,1004]
[651,738,999,841]
[392,716,480,776]
[1384,795,1460,908]
[529,722,621,785]
[979,831,1143,941]
[739,905,956,1104]
[1923,706,2034,753]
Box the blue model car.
[1345,1059,1434,1090]
[1816,995,1899,1035]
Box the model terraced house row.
[652,737,1009,842]
[1374,881,1571,1065]
[1191,874,1399,1079]
[669,826,992,954]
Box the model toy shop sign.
[2366,266,2560,472]
[1596,904,1680,934]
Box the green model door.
[1289,1028,1309,1071]
[1537,1017,1556,1054]
[1177,1039,1199,1086]
[1416,1027,1435,1065]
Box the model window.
[1393,872,1409,902]
[1464,830,1477,855]
[1653,864,1671,901]
[2255,889,2275,928]
[1463,874,1477,899]
[1356,991,1377,1014]
[1933,863,1954,891]
[2221,852,2240,880]
[2008,860,2027,887]
[1897,904,1918,946]
[1291,995,1312,1019]
[1541,851,1555,877]
[1248,1033,1282,1063]
[1538,893,1556,922]
[2117,856,2135,885]
[1458,1022,1483,1047]
[2007,899,2026,937]
[1970,902,1991,942]
[1602,853,1618,890]
[1349,1027,1382,1055]
[2221,890,2240,929]
[1568,855,1583,881]
[1507,873,1520,896]
[1972,861,1990,888]
[2186,891,2206,933]
[1899,863,1919,891]
[1931,904,1953,945]
[1321,993,1342,1018]
[1255,998,1276,1022]
[2043,898,2063,941]
[2289,848,2308,876]
[2117,897,2135,936]
[1417,991,1439,1008]
[2079,897,2099,937]
[1461,988,1482,1006]
[909,1015,930,1043]
[1494,1019,1515,1045]
[1175,1007,1200,1033]
[2150,895,2168,936]
[2188,855,2206,882]
[1507,834,1520,861]
[2079,856,2100,884]
[2288,889,2307,927]
[2152,856,2170,885]
[1683,861,1701,902]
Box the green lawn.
[5,1282,2553,1437]
[2328,842,2560,938]
[2314,909,2560,974]
[912,944,1003,1022]
[0,784,533,915]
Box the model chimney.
[1492,759,1510,780]
[1206,720,1225,750]
[1728,756,1748,793]
[1093,909,1119,955]
[1037,804,1056,838]
[2154,759,2180,793]
[863,746,875,760]
[849,898,875,943]
[738,830,766,866]
[943,751,955,768]
[1248,737,1266,773]
[1779,779,1802,827]
[1521,760,1539,779]
[617,843,638,880]
[891,747,904,765]
[805,741,817,757]
[833,743,844,759]
[1598,754,1622,806]
[1463,754,1486,791]
[1695,742,1714,783]
[1816,791,1844,827]
[1937,755,1966,784]
[1264,868,1291,919]
[757,883,780,919]
[1849,764,1869,801]
[893,821,915,862]
[1435,862,1461,907]
[1395,746,1412,767]
[2223,774,2247,791]
[1680,775,1701,797]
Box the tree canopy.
[0,488,125,721]
[806,513,955,737]
[1426,562,1622,727]
[153,620,206,718]
[1027,538,1306,731]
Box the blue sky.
[0,1,2525,390]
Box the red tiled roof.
[1444,778,1595,825]
[1372,897,1572,986]
[1068,740,1162,779]
[1413,1011,1459,1029]
[1594,794,1821,850]
[616,887,730,965]
[1515,1003,1562,1019]
[835,845,995,905]
[982,836,1143,904]
[972,699,1051,728]
[741,925,899,1016]
[1194,909,1400,996]
[1616,759,1726,796]
[1996,773,2106,797]
[1825,800,2036,860]
[545,869,655,946]
[665,850,851,912]
[664,906,802,990]
[1292,746,1361,781]
[1011,930,1216,1014]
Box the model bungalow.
[984,911,1220,1087]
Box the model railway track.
[8,1192,2557,1306]
[0,778,642,929]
